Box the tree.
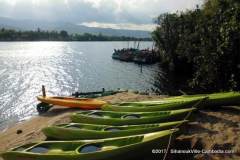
[60,30,69,39]
[153,0,240,92]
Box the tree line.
[0,28,151,41]
[153,0,240,93]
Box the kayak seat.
[103,127,122,132]
[121,114,141,119]
[78,144,102,153]
[28,146,49,154]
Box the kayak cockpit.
[103,127,122,132]
[121,114,141,119]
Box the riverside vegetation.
[0,28,151,41]
[152,0,240,93]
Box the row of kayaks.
[1,92,240,160]
[1,110,189,160]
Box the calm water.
[0,41,159,129]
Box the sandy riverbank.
[0,92,239,160]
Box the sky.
[0,0,204,31]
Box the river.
[0,41,160,129]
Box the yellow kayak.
[37,96,107,109]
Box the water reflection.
[0,41,159,129]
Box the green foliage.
[152,13,180,66]
[153,0,240,92]
[0,29,151,41]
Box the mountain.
[0,17,151,38]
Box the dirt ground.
[0,92,239,160]
[171,107,240,160]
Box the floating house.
[112,48,159,64]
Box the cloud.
[80,0,204,23]
[83,0,102,8]
[81,22,157,31]
[0,0,204,29]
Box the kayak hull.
[42,120,187,140]
[71,108,195,126]
[37,96,106,109]
[102,98,206,112]
[118,92,240,108]
[1,129,177,160]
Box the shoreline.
[0,92,239,160]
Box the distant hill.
[0,17,151,38]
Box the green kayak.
[42,120,186,140]
[204,91,240,106]
[71,108,195,126]
[118,92,240,107]
[102,97,206,112]
[1,129,177,160]
[118,96,206,107]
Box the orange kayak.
[37,96,107,109]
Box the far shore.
[0,92,239,160]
